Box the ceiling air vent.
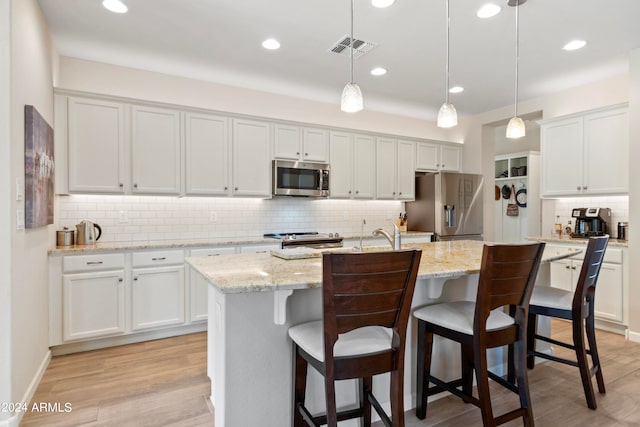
[329,35,376,59]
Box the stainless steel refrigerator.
[406,172,484,241]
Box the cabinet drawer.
[132,250,184,267]
[63,253,125,273]
[190,247,236,257]
[603,248,622,264]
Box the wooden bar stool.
[527,235,609,409]
[288,250,421,427]
[414,243,545,427]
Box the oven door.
[273,160,329,197]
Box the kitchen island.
[186,240,581,427]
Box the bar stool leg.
[359,377,372,427]
[585,309,606,394]
[513,334,534,427]
[526,313,537,370]
[461,344,474,401]
[573,316,597,410]
[473,347,495,426]
[415,320,432,420]
[293,347,308,427]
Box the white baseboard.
[4,350,52,427]
[627,330,640,343]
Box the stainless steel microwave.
[272,160,330,197]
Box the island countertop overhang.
[186,240,582,294]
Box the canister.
[617,222,628,241]
[56,228,75,246]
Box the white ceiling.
[38,0,640,121]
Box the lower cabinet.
[63,269,126,341]
[131,265,185,331]
[549,245,625,323]
[189,246,237,322]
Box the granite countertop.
[186,240,582,294]
[526,236,628,248]
[47,231,434,255]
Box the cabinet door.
[302,128,329,162]
[440,145,461,172]
[68,97,126,193]
[273,124,301,160]
[594,263,623,322]
[583,108,629,195]
[329,131,353,198]
[185,113,230,195]
[353,134,375,199]
[131,265,185,331]
[232,119,271,197]
[397,140,416,200]
[541,117,583,196]
[376,137,397,199]
[189,247,236,322]
[416,142,439,171]
[131,105,182,194]
[63,270,125,341]
[549,260,574,292]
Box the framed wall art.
[24,105,54,228]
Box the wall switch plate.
[16,209,25,230]
[16,178,23,201]
[209,211,217,223]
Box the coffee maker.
[571,208,611,238]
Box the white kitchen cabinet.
[131,105,182,195]
[232,119,271,197]
[375,138,415,200]
[329,131,375,199]
[273,125,328,163]
[185,112,230,196]
[541,104,628,197]
[189,246,236,322]
[67,96,126,194]
[416,141,461,172]
[239,243,281,254]
[548,245,625,324]
[61,253,126,342]
[131,250,185,331]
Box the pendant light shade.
[507,0,525,139]
[340,0,363,113]
[341,82,364,113]
[437,0,457,128]
[506,116,526,138]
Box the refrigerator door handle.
[444,205,456,228]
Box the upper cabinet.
[131,105,182,195]
[184,112,230,196]
[329,131,375,199]
[541,104,628,197]
[232,119,271,197]
[416,142,461,172]
[376,138,415,200]
[272,125,328,162]
[67,97,126,194]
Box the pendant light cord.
[445,0,450,104]
[514,1,520,117]
[350,0,354,84]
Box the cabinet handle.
[256,251,267,253]
[118,278,123,282]
[399,192,402,195]
[134,183,138,189]
[577,186,581,190]
[572,266,577,270]
[355,190,359,194]
[393,192,396,195]
[86,261,103,265]
[134,277,138,281]
[442,164,445,168]
[565,265,571,269]
[437,164,440,168]
[304,152,308,156]
[119,183,123,188]
[235,187,238,191]
[296,152,300,155]
[583,186,588,190]
[207,253,220,257]
[224,186,228,190]
[348,190,352,194]
[151,257,166,261]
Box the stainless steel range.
[264,232,343,249]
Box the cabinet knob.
[134,277,138,281]
[296,152,300,155]
[565,265,571,269]
[572,266,577,270]
[442,164,445,168]
[437,164,440,168]
[118,278,123,282]
[393,192,396,195]
[399,192,402,195]
[224,186,228,190]
[355,190,359,194]
[304,153,308,156]
[348,190,352,194]
[119,183,123,188]
[134,183,138,189]
[577,186,581,190]
[583,186,588,190]
[235,187,238,191]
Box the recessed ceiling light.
[102,0,128,14]
[476,4,501,18]
[262,39,281,50]
[562,40,587,51]
[371,0,396,7]
[449,86,464,94]
[370,67,387,76]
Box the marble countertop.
[48,231,434,255]
[186,240,582,294]
[526,236,628,248]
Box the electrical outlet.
[118,211,129,224]
[209,211,217,223]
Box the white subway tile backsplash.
[545,195,629,236]
[56,195,402,243]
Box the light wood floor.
[21,320,640,426]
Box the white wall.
[628,48,640,341]
[56,195,402,243]
[0,0,12,424]
[9,0,55,413]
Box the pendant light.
[506,0,526,139]
[437,0,457,128]
[341,0,363,112]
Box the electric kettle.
[76,220,102,245]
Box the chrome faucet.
[372,223,401,250]
[356,219,366,252]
